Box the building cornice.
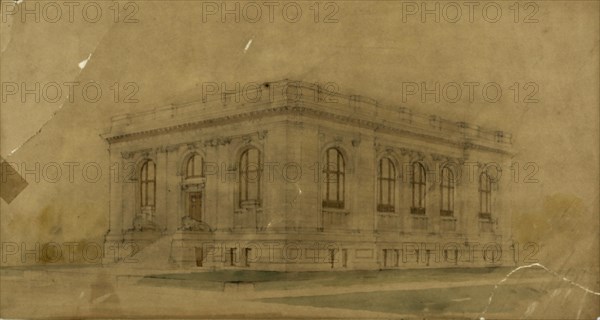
[103,80,513,155]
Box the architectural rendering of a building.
[102,80,514,271]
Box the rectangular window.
[329,249,336,269]
[244,248,251,267]
[195,247,203,267]
[411,162,426,214]
[479,172,492,219]
[229,248,237,266]
[188,192,202,221]
[441,166,455,217]
[383,249,388,268]
[140,160,156,208]
[239,148,261,207]
[377,158,396,212]
[322,148,345,209]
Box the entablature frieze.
[115,130,269,159]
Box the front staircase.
[105,233,176,271]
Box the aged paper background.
[1,0,598,318]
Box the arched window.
[186,154,203,178]
[377,157,395,212]
[440,166,455,216]
[322,148,345,209]
[140,160,156,208]
[411,162,426,214]
[239,148,261,207]
[479,172,492,219]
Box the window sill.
[478,212,492,220]
[140,206,155,214]
[440,210,455,217]
[441,216,457,221]
[322,200,344,209]
[322,208,350,215]
[239,200,261,208]
[410,207,426,215]
[183,177,206,185]
[377,204,395,213]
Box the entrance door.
[188,192,202,221]
[329,249,335,269]
[195,247,203,267]
[383,249,388,268]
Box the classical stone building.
[102,80,514,271]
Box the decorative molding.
[141,150,152,159]
[179,217,213,232]
[165,144,181,153]
[431,153,456,163]
[155,146,167,153]
[121,148,154,159]
[121,151,134,159]
[106,106,511,156]
[400,148,426,162]
[186,143,197,150]
[181,182,206,191]
[429,115,442,130]
[257,130,268,140]
[431,153,444,161]
[373,141,381,152]
[204,137,232,147]
[241,134,252,144]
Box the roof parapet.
[105,79,512,148]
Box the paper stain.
[451,297,471,302]
[481,262,600,317]
[244,39,253,53]
[6,127,42,157]
[0,0,18,53]
[79,53,92,70]
[6,52,93,158]
[576,291,587,319]
[524,301,538,316]
[287,183,303,207]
